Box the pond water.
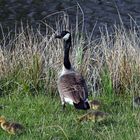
[0,0,140,35]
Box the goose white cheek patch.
[63,33,70,40]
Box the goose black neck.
[64,40,71,69]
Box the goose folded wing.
[59,73,88,104]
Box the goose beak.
[55,34,62,39]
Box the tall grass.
[0,18,140,97]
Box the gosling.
[78,111,109,122]
[0,116,24,135]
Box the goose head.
[55,31,71,42]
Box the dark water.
[0,0,140,35]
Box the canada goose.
[0,116,24,135]
[78,111,109,122]
[55,31,90,110]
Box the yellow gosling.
[0,116,24,135]
[89,100,101,110]
[78,111,109,122]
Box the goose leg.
[60,94,66,111]
[62,103,66,111]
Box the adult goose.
[55,31,90,110]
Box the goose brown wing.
[58,73,88,104]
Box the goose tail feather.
[73,99,90,110]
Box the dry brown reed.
[0,15,140,96]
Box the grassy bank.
[0,91,140,140]
[0,16,140,139]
